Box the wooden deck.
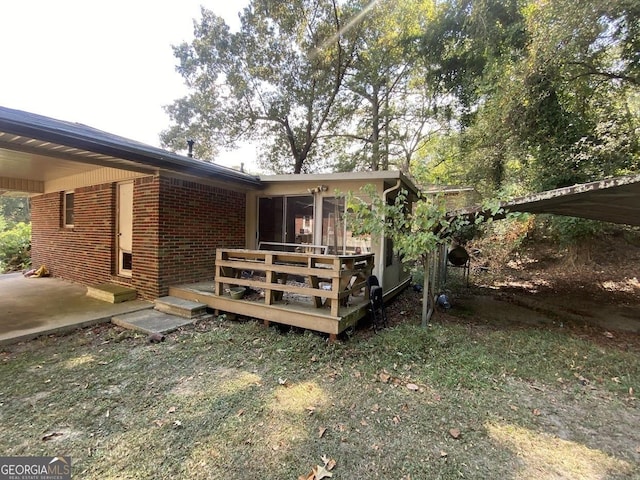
[169,249,376,337]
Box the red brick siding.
[31,184,116,286]
[155,176,246,296]
[30,175,247,300]
[131,176,161,299]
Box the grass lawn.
[1,289,639,479]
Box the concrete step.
[154,296,207,318]
[112,309,195,335]
[87,283,137,303]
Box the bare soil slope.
[386,232,640,346]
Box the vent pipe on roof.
[187,139,195,158]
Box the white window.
[64,191,74,227]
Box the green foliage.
[163,0,637,196]
[536,215,609,247]
[163,0,356,173]
[414,0,639,197]
[0,221,31,272]
[0,197,30,224]
[346,186,445,265]
[346,185,502,324]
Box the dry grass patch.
[0,309,638,479]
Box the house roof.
[0,106,262,191]
[451,173,640,226]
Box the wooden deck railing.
[214,249,374,317]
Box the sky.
[0,0,254,169]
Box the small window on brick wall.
[63,191,74,227]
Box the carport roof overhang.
[450,173,640,227]
[0,106,262,195]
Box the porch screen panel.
[322,197,345,254]
[258,197,284,246]
[285,196,314,244]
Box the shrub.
[0,222,31,272]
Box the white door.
[117,182,133,276]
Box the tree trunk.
[371,84,380,171]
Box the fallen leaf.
[298,470,314,480]
[318,427,327,438]
[603,331,614,338]
[406,383,419,391]
[509,405,519,411]
[440,451,448,458]
[360,420,368,426]
[449,428,461,439]
[306,406,316,415]
[379,372,391,383]
[153,419,164,427]
[401,403,409,412]
[313,464,333,479]
[167,406,176,414]
[172,420,182,428]
[236,409,245,417]
[371,404,380,413]
[278,377,288,386]
[392,416,401,425]
[532,408,541,416]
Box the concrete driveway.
[0,273,152,345]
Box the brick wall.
[131,176,161,299]
[30,175,247,300]
[31,184,116,287]
[155,176,246,296]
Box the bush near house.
[0,220,31,272]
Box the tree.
[162,0,357,173]
[0,197,30,225]
[416,0,639,195]
[332,0,448,173]
[346,185,495,325]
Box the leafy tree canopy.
[162,0,357,173]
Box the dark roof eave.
[0,106,262,188]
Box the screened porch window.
[258,195,314,250]
[322,197,345,254]
[321,196,371,255]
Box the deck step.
[112,309,195,335]
[87,283,137,303]
[154,296,208,318]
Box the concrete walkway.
[0,273,152,345]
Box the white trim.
[63,190,74,228]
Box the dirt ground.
[385,232,640,346]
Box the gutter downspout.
[379,179,401,285]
